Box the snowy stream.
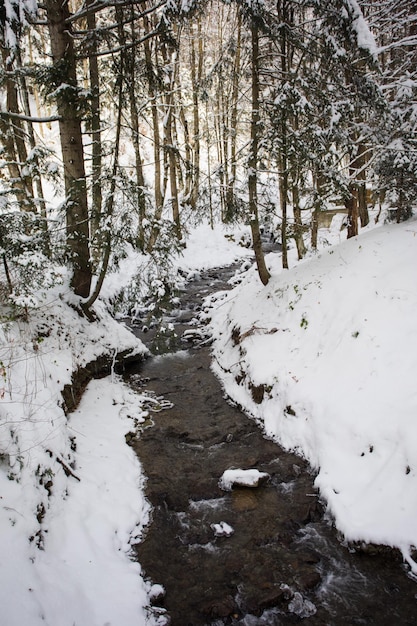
[125,266,417,625]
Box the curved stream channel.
[125,264,417,625]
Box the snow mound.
[0,282,158,625]
[219,468,270,490]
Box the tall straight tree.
[248,11,270,285]
[0,10,37,213]
[44,0,92,298]
[189,17,203,210]
[86,0,102,249]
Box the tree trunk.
[346,182,359,239]
[354,142,369,227]
[226,11,242,218]
[205,99,214,229]
[83,71,124,313]
[129,85,147,250]
[83,13,124,309]
[249,19,270,286]
[279,149,289,269]
[189,18,203,209]
[127,9,147,250]
[15,48,51,255]
[311,172,324,250]
[45,0,92,298]
[179,90,193,202]
[311,207,319,250]
[292,183,306,259]
[162,44,182,241]
[0,46,35,211]
[87,0,103,251]
[144,25,163,252]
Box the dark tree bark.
[292,183,306,259]
[354,142,369,227]
[0,46,36,211]
[45,0,92,298]
[346,181,359,239]
[15,48,51,255]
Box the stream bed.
[126,265,417,625]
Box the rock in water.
[211,521,234,537]
[219,468,270,491]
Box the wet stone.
[201,595,238,619]
[231,490,258,512]
[295,569,322,591]
[245,583,287,614]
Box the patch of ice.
[189,497,228,511]
[188,542,219,553]
[288,591,317,618]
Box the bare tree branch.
[66,0,167,25]
[75,26,159,59]
[0,111,62,123]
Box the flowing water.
[125,265,417,625]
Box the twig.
[53,454,81,482]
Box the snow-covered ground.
[1,216,416,626]
[208,216,417,575]
[0,281,157,625]
[0,223,251,626]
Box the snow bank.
[209,218,417,572]
[0,281,162,625]
[0,222,250,625]
[175,223,252,275]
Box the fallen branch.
[56,456,80,481]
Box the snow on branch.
[344,0,378,60]
[0,110,61,123]
[1,0,38,49]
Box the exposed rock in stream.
[125,266,417,626]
